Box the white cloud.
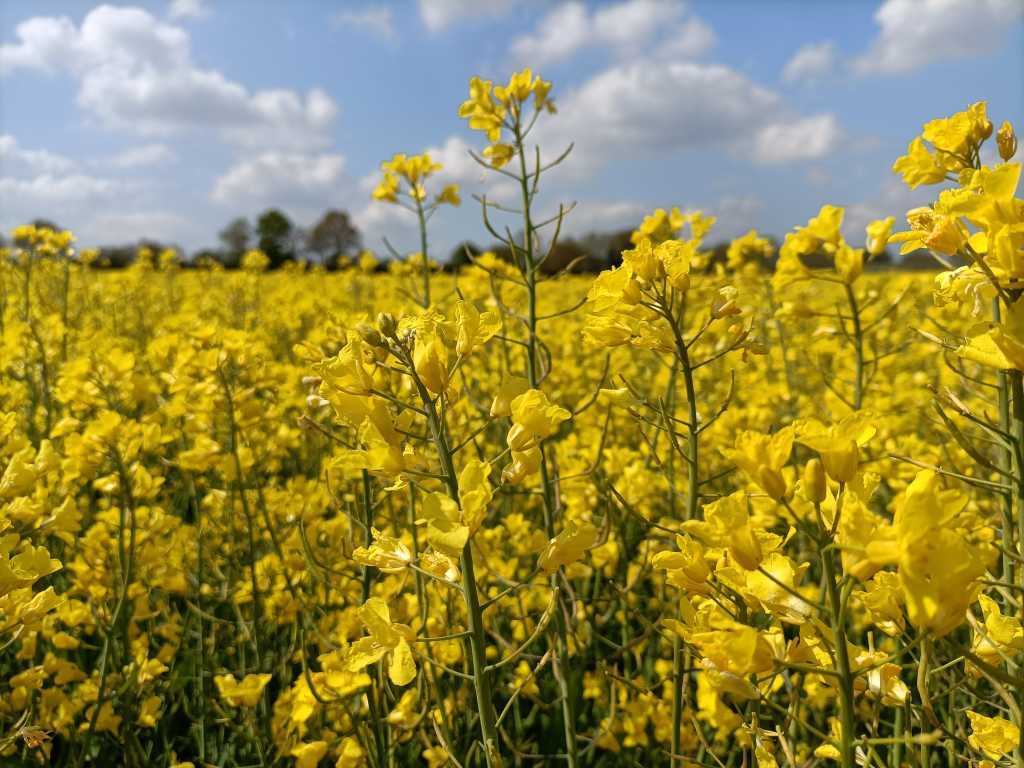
[782,41,836,84]
[332,6,395,39]
[654,16,715,61]
[0,173,117,203]
[854,0,1024,75]
[418,0,517,32]
[168,0,208,21]
[0,16,78,74]
[0,6,337,149]
[705,195,763,239]
[752,114,843,164]
[0,134,77,174]
[592,0,685,50]
[211,152,347,205]
[81,211,190,243]
[522,54,847,177]
[560,200,647,236]
[510,3,591,67]
[510,0,711,67]
[540,60,781,174]
[108,143,176,169]
[0,174,123,231]
[0,135,133,236]
[842,178,933,242]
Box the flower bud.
[712,287,741,319]
[757,465,788,501]
[357,323,384,348]
[377,312,398,338]
[729,525,763,570]
[978,117,993,141]
[803,458,827,503]
[997,120,1017,161]
[822,439,859,483]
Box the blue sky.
[1,0,1022,256]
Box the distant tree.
[31,218,61,233]
[602,229,634,268]
[306,209,361,269]
[900,251,950,271]
[867,249,893,269]
[96,245,137,269]
[213,249,241,269]
[446,241,484,272]
[539,237,593,275]
[190,248,225,268]
[219,217,252,259]
[256,209,296,269]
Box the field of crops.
[1,70,1022,768]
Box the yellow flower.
[970,593,1024,668]
[346,598,417,686]
[538,520,598,574]
[352,528,413,573]
[482,143,514,168]
[508,389,570,447]
[721,427,793,501]
[413,326,450,394]
[436,183,461,206]
[652,535,711,594]
[372,173,399,203]
[459,76,505,142]
[892,137,947,188]
[865,216,894,257]
[214,673,272,707]
[291,741,328,768]
[455,300,501,356]
[967,711,1019,760]
[867,470,993,637]
[795,416,876,483]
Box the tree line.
[3,210,926,272]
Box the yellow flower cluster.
[0,76,1020,768]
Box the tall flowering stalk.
[371,153,460,307]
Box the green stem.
[1008,367,1024,764]
[844,282,864,410]
[821,512,856,768]
[410,363,503,768]
[415,198,430,307]
[514,119,580,768]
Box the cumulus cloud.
[108,143,176,169]
[167,0,208,21]
[653,16,716,61]
[854,0,1024,75]
[510,0,712,67]
[211,152,347,205]
[0,6,337,149]
[752,114,843,164]
[705,195,764,239]
[418,0,517,32]
[528,54,844,177]
[782,41,836,83]
[0,133,138,240]
[0,134,77,174]
[332,6,395,40]
[0,173,119,204]
[559,200,647,236]
[842,178,933,243]
[80,211,190,243]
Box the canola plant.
[0,69,1022,768]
